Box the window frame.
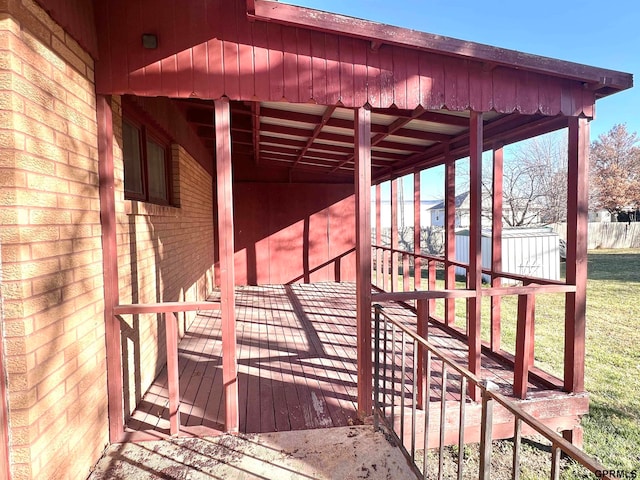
[122,101,173,206]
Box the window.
[122,116,172,205]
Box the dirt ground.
[88,425,417,480]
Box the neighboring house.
[373,199,439,229]
[431,191,543,227]
[589,209,612,222]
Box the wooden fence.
[551,222,640,249]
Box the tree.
[590,124,640,215]
[480,132,568,226]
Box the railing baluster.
[383,250,389,291]
[400,331,407,447]
[403,253,410,293]
[479,389,495,480]
[438,362,447,480]
[391,323,397,428]
[551,445,561,480]
[383,314,389,411]
[411,338,418,461]
[166,311,180,436]
[428,258,437,313]
[512,417,522,480]
[423,349,431,480]
[374,306,381,431]
[457,376,467,480]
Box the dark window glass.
[122,121,143,196]
[147,139,167,202]
[122,115,171,205]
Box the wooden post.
[355,106,373,415]
[444,156,456,325]
[413,172,421,290]
[97,95,124,442]
[391,178,399,292]
[376,184,382,287]
[215,98,239,432]
[416,299,429,409]
[491,145,503,352]
[166,312,180,435]
[514,294,535,399]
[468,111,483,400]
[564,116,589,394]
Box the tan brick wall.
[111,96,215,418]
[0,4,215,478]
[0,1,106,479]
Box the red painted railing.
[113,301,221,439]
[371,245,577,399]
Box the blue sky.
[285,0,638,199]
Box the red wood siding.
[94,0,594,116]
[232,183,356,286]
[35,0,98,58]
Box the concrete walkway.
[88,425,417,479]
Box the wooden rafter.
[292,105,338,168]
[329,106,429,173]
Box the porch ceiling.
[176,98,569,182]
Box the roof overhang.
[248,0,633,97]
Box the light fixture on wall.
[142,34,158,49]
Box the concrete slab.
[88,426,417,479]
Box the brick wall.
[0,1,106,479]
[0,3,215,479]
[111,96,215,417]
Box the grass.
[385,249,640,476]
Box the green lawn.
[389,249,640,474]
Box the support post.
[97,95,124,442]
[376,184,382,287]
[491,145,503,351]
[413,172,421,290]
[215,98,239,432]
[391,178,399,291]
[468,111,483,400]
[355,107,373,415]
[444,156,456,325]
[564,116,589,394]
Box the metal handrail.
[373,304,614,480]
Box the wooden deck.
[126,282,587,442]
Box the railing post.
[479,387,494,480]
[166,312,181,436]
[514,293,535,399]
[416,299,429,409]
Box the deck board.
[126,282,585,439]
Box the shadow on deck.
[125,282,587,444]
